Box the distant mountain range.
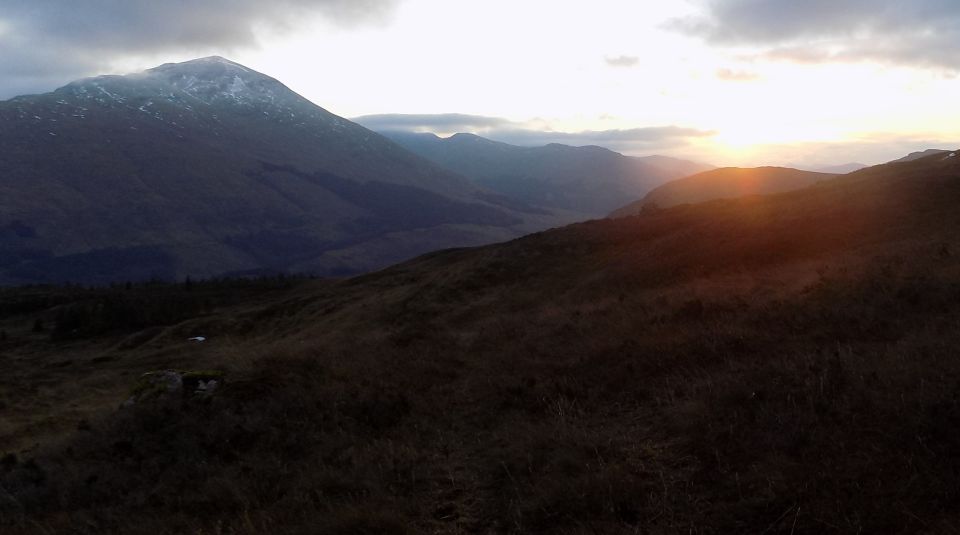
[610,166,837,216]
[374,131,713,219]
[811,162,868,174]
[0,57,564,285]
[4,56,951,286]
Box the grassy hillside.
[611,166,837,216]
[2,150,960,533]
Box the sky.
[1,0,959,167]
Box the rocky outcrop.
[124,369,224,405]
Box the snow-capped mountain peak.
[144,56,289,106]
[52,56,301,112]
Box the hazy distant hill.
[0,57,562,285]
[610,166,836,216]
[813,162,867,174]
[376,131,712,219]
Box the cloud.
[354,113,715,154]
[716,68,759,81]
[751,46,834,64]
[352,113,518,132]
[0,0,399,98]
[670,0,960,70]
[490,126,716,151]
[605,55,640,67]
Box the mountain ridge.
[891,148,952,163]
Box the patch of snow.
[95,85,121,101]
[228,75,248,99]
[181,75,198,91]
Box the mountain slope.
[377,131,712,219]
[4,147,960,534]
[610,166,836,216]
[0,57,558,284]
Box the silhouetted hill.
[4,146,960,533]
[378,131,712,219]
[0,57,561,285]
[610,166,836,216]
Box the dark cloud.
[671,0,960,70]
[353,113,517,132]
[354,113,715,154]
[605,55,640,67]
[0,0,399,98]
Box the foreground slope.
[380,131,712,219]
[0,57,558,284]
[610,166,836,215]
[3,149,960,533]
